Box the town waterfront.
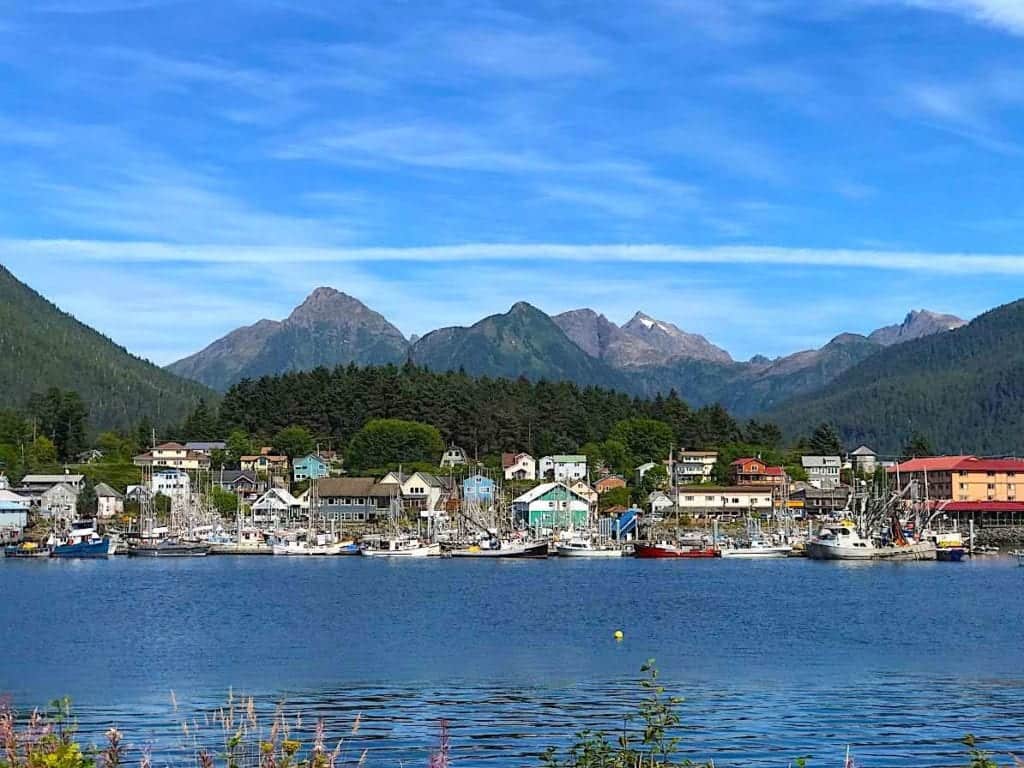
[2,556,1023,766]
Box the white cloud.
[900,0,1024,35]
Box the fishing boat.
[720,539,792,558]
[450,537,549,558]
[806,521,936,561]
[555,536,623,557]
[207,526,273,555]
[271,530,346,556]
[361,535,440,557]
[633,542,720,558]
[923,529,966,562]
[51,521,117,558]
[3,541,50,558]
[129,538,211,557]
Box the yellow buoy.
[613,630,624,641]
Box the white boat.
[361,536,440,557]
[271,531,346,556]
[720,539,792,558]
[806,522,936,561]
[556,537,623,557]
[1011,550,1024,566]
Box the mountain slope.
[769,300,1024,454]
[868,309,965,346]
[411,302,627,387]
[553,309,663,367]
[621,312,732,364]
[0,265,213,430]
[168,288,409,390]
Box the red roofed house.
[730,457,785,487]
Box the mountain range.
[166,287,965,422]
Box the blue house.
[462,474,495,506]
[293,454,330,483]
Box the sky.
[3,0,1024,364]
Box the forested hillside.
[217,363,758,459]
[0,265,214,430]
[770,299,1024,454]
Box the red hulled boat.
[633,543,721,559]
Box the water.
[2,556,1022,766]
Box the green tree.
[598,485,632,512]
[27,388,89,461]
[27,435,58,469]
[609,418,674,465]
[902,431,934,458]
[226,429,254,466]
[744,419,782,448]
[806,422,842,455]
[76,477,97,517]
[182,399,219,440]
[272,426,315,462]
[347,419,444,471]
[210,486,240,519]
[638,464,669,500]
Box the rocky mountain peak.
[621,312,733,364]
[868,309,966,347]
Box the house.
[538,455,588,482]
[462,474,496,506]
[673,451,718,484]
[512,482,590,529]
[850,445,878,476]
[316,477,396,522]
[647,491,674,514]
[94,483,124,519]
[379,471,454,516]
[674,486,776,516]
[251,487,305,522]
[151,469,190,501]
[293,454,330,483]
[0,487,31,509]
[133,442,210,471]
[125,485,151,504]
[21,473,86,493]
[184,441,226,455]
[439,445,469,468]
[789,482,852,517]
[729,457,785,486]
[635,462,658,479]
[0,501,29,542]
[240,450,289,475]
[801,456,842,489]
[571,480,598,507]
[595,475,627,494]
[40,483,78,518]
[502,452,536,481]
[887,456,1024,507]
[211,470,264,504]
[76,449,104,464]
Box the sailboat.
[128,465,210,557]
[720,518,791,558]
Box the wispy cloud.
[899,0,1024,36]
[7,238,1024,276]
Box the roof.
[801,456,841,468]
[891,455,1024,473]
[296,453,329,464]
[549,455,586,463]
[184,441,226,450]
[851,445,877,456]
[596,475,626,486]
[513,482,587,504]
[0,490,29,504]
[213,470,258,484]
[254,488,302,507]
[318,477,395,497]
[678,450,718,457]
[154,442,187,451]
[502,452,533,468]
[42,482,77,496]
[635,462,657,471]
[22,474,85,484]
[730,459,784,476]
[939,501,1024,513]
[241,454,288,463]
[94,482,123,498]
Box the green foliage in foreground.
[2,666,1019,768]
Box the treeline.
[215,363,779,460]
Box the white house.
[801,456,842,489]
[379,471,451,516]
[851,446,878,476]
[251,487,305,522]
[673,486,776,516]
[502,452,536,481]
[151,469,191,502]
[673,451,718,484]
[538,455,588,483]
[636,462,658,479]
[0,488,30,509]
[40,483,78,518]
[648,491,674,514]
[439,445,468,468]
[94,483,124,519]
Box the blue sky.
[3,0,1024,364]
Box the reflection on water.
[2,556,1022,766]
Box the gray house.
[801,456,842,489]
